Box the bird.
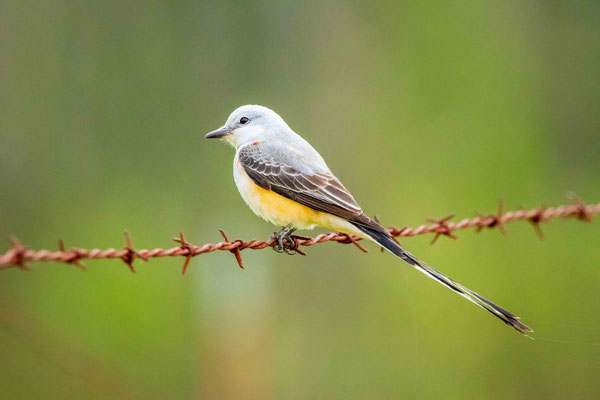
[205,104,532,334]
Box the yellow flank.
[233,160,363,236]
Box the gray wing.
[238,143,383,230]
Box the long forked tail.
[351,223,533,334]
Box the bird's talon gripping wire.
[271,226,297,255]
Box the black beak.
[205,126,232,139]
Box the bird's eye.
[240,117,249,125]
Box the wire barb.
[526,204,547,239]
[568,192,593,222]
[337,234,369,253]
[58,239,86,270]
[427,214,458,244]
[219,229,245,269]
[173,232,194,275]
[476,201,506,234]
[0,200,598,272]
[121,232,147,273]
[7,237,29,271]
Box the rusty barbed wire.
[1,200,598,273]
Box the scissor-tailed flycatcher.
[205,105,532,334]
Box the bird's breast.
[233,159,314,228]
[232,158,358,234]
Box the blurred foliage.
[1,1,600,399]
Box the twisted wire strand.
[1,202,598,273]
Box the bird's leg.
[281,227,298,254]
[271,225,297,255]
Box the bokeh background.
[1,1,600,399]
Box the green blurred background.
[1,1,600,399]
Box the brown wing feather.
[238,144,385,232]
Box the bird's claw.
[271,227,298,255]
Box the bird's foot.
[271,226,298,255]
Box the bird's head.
[205,105,290,148]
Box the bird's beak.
[205,126,232,139]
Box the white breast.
[233,154,254,210]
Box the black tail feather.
[351,222,533,334]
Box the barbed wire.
[1,199,598,273]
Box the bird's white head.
[205,105,292,148]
